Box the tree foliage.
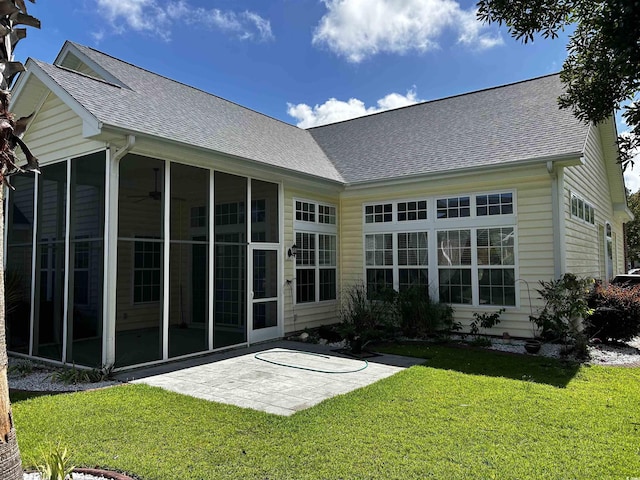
[477,0,640,169]
[625,190,640,265]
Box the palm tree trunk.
[0,187,23,479]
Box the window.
[476,193,513,216]
[365,234,393,296]
[296,201,316,222]
[318,205,336,225]
[251,199,266,223]
[133,239,162,303]
[363,193,517,307]
[294,198,338,304]
[74,240,90,305]
[365,203,393,223]
[365,232,429,296]
[190,206,207,228]
[295,232,337,303]
[437,230,472,304]
[571,193,595,225]
[398,201,427,221]
[398,232,429,291]
[437,196,470,219]
[215,202,245,226]
[477,227,515,306]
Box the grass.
[11,345,640,480]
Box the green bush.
[339,283,394,349]
[530,273,595,342]
[394,285,454,337]
[586,283,640,342]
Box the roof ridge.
[307,72,562,130]
[70,42,306,133]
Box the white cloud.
[287,88,422,128]
[313,0,503,63]
[94,0,273,42]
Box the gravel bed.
[24,472,112,480]
[8,359,120,392]
[487,336,640,365]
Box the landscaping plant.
[35,442,74,480]
[586,282,640,342]
[469,308,505,336]
[530,273,595,343]
[339,283,393,351]
[394,285,455,338]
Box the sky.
[13,0,640,191]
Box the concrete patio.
[119,341,424,416]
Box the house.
[5,41,631,369]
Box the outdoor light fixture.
[288,244,298,258]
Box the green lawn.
[12,345,640,480]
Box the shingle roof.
[309,74,590,184]
[29,42,591,186]
[34,42,344,183]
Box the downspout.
[103,135,135,367]
[547,160,565,279]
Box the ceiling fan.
[128,167,187,203]
[129,167,162,202]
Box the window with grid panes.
[477,227,516,306]
[398,200,427,221]
[476,193,513,216]
[436,196,470,219]
[365,203,393,223]
[133,239,162,303]
[294,198,338,304]
[437,229,472,304]
[295,200,316,222]
[365,233,393,297]
[398,231,428,292]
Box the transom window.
[571,193,595,225]
[437,196,470,219]
[476,193,513,216]
[398,201,427,221]
[296,201,316,222]
[318,205,336,224]
[365,203,393,223]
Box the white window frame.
[293,198,338,305]
[362,190,518,308]
[570,192,596,226]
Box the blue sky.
[15,0,640,191]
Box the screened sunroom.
[6,151,282,369]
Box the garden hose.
[254,350,368,374]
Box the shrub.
[586,283,640,342]
[394,285,455,337]
[530,273,595,342]
[469,309,505,336]
[339,283,394,348]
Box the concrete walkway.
[120,341,424,416]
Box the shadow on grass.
[376,342,581,388]
[10,389,60,403]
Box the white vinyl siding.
[341,165,554,337]
[564,124,625,279]
[283,188,341,333]
[22,93,105,164]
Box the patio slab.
[122,341,423,416]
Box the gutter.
[343,152,585,190]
